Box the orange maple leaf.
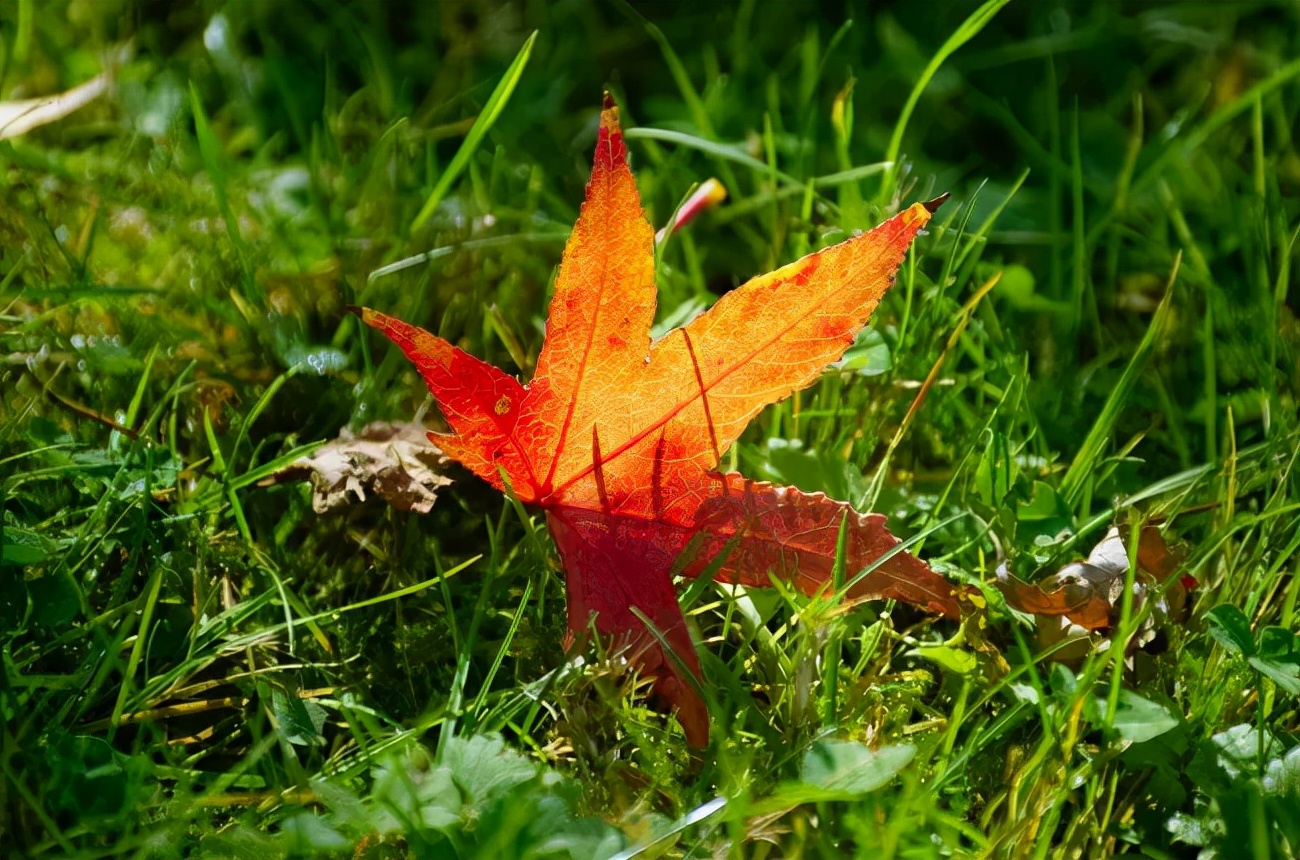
[353,96,958,745]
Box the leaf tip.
[595,93,626,171]
[598,94,622,135]
[922,192,950,214]
[345,305,375,326]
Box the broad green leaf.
[372,751,461,833]
[835,327,892,377]
[752,438,869,504]
[442,733,541,811]
[281,814,349,853]
[1100,689,1180,744]
[1247,657,1300,695]
[1250,626,1300,693]
[797,740,915,799]
[1206,605,1255,656]
[1255,626,1300,662]
[746,742,916,811]
[1017,480,1070,524]
[911,644,977,675]
[269,687,327,747]
[975,430,1017,508]
[1,526,52,565]
[1059,267,1175,506]
[27,573,81,628]
[1189,724,1282,789]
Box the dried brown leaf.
[997,525,1191,661]
[277,421,453,514]
[0,74,109,140]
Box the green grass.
[2,2,1299,857]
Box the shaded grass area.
[2,1,1298,856]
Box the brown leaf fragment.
[0,43,133,140]
[0,73,110,139]
[996,525,1191,661]
[996,561,1113,630]
[275,421,453,514]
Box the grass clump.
[2,2,1298,857]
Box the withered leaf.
[997,525,1192,661]
[276,421,453,514]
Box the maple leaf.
[353,96,960,745]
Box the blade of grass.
[1086,55,1300,245]
[221,557,479,652]
[1069,105,1094,341]
[438,509,509,758]
[610,796,728,860]
[410,31,536,232]
[225,365,300,481]
[822,512,851,726]
[1059,254,1179,508]
[878,0,1010,204]
[713,162,892,226]
[625,126,798,184]
[864,271,1002,509]
[189,82,257,303]
[108,547,164,734]
[469,577,533,723]
[368,231,567,283]
[617,4,712,137]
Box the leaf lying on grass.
[268,420,453,514]
[997,524,1194,661]
[354,95,961,745]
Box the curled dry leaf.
[1,44,131,140]
[353,95,960,745]
[0,74,110,140]
[997,524,1193,661]
[273,421,453,514]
